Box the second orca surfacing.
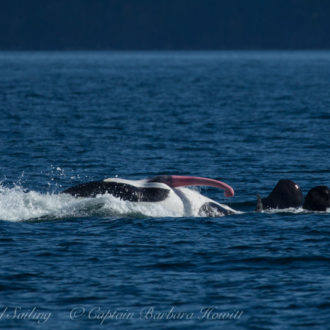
[257,180,330,212]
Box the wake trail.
[0,185,327,222]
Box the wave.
[0,184,198,222]
[258,207,330,214]
[0,184,328,222]
[0,185,100,222]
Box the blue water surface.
[0,51,329,329]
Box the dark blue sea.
[0,51,329,329]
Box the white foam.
[260,207,330,214]
[1,184,326,222]
[0,185,199,222]
[0,185,99,221]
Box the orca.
[303,186,330,211]
[62,175,236,217]
[256,179,304,211]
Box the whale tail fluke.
[149,175,234,198]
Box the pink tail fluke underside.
[168,175,234,198]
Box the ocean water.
[0,51,329,329]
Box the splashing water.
[0,185,95,221]
[0,184,205,221]
[0,183,327,222]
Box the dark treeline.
[1,0,330,50]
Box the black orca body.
[256,179,304,211]
[62,175,236,217]
[303,186,330,211]
[62,180,170,202]
[257,180,329,212]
